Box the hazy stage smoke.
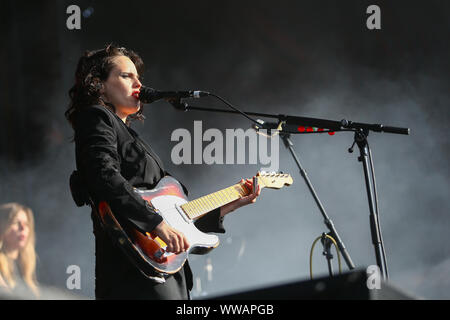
[1,0,448,299]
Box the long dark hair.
[65,44,145,129]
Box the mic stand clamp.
[166,98,188,111]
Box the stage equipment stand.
[163,97,410,280]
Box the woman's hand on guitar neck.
[220,177,261,217]
[153,221,190,254]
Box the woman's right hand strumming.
[153,221,190,254]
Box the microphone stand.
[351,128,389,280]
[167,98,410,280]
[280,132,355,274]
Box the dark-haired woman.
[66,45,260,300]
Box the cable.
[309,234,342,280]
[208,93,262,127]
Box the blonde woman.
[0,202,39,297]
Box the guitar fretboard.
[180,184,249,220]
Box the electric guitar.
[96,172,293,278]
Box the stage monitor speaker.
[210,269,416,300]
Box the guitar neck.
[181,183,250,220]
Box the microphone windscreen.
[139,86,161,103]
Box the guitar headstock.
[256,171,293,190]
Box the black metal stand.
[281,133,356,273]
[352,129,389,280]
[159,95,409,279]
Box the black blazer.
[72,105,224,296]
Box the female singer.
[65,44,260,299]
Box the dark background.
[0,0,449,299]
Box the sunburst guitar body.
[96,172,293,278]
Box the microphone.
[138,86,210,104]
